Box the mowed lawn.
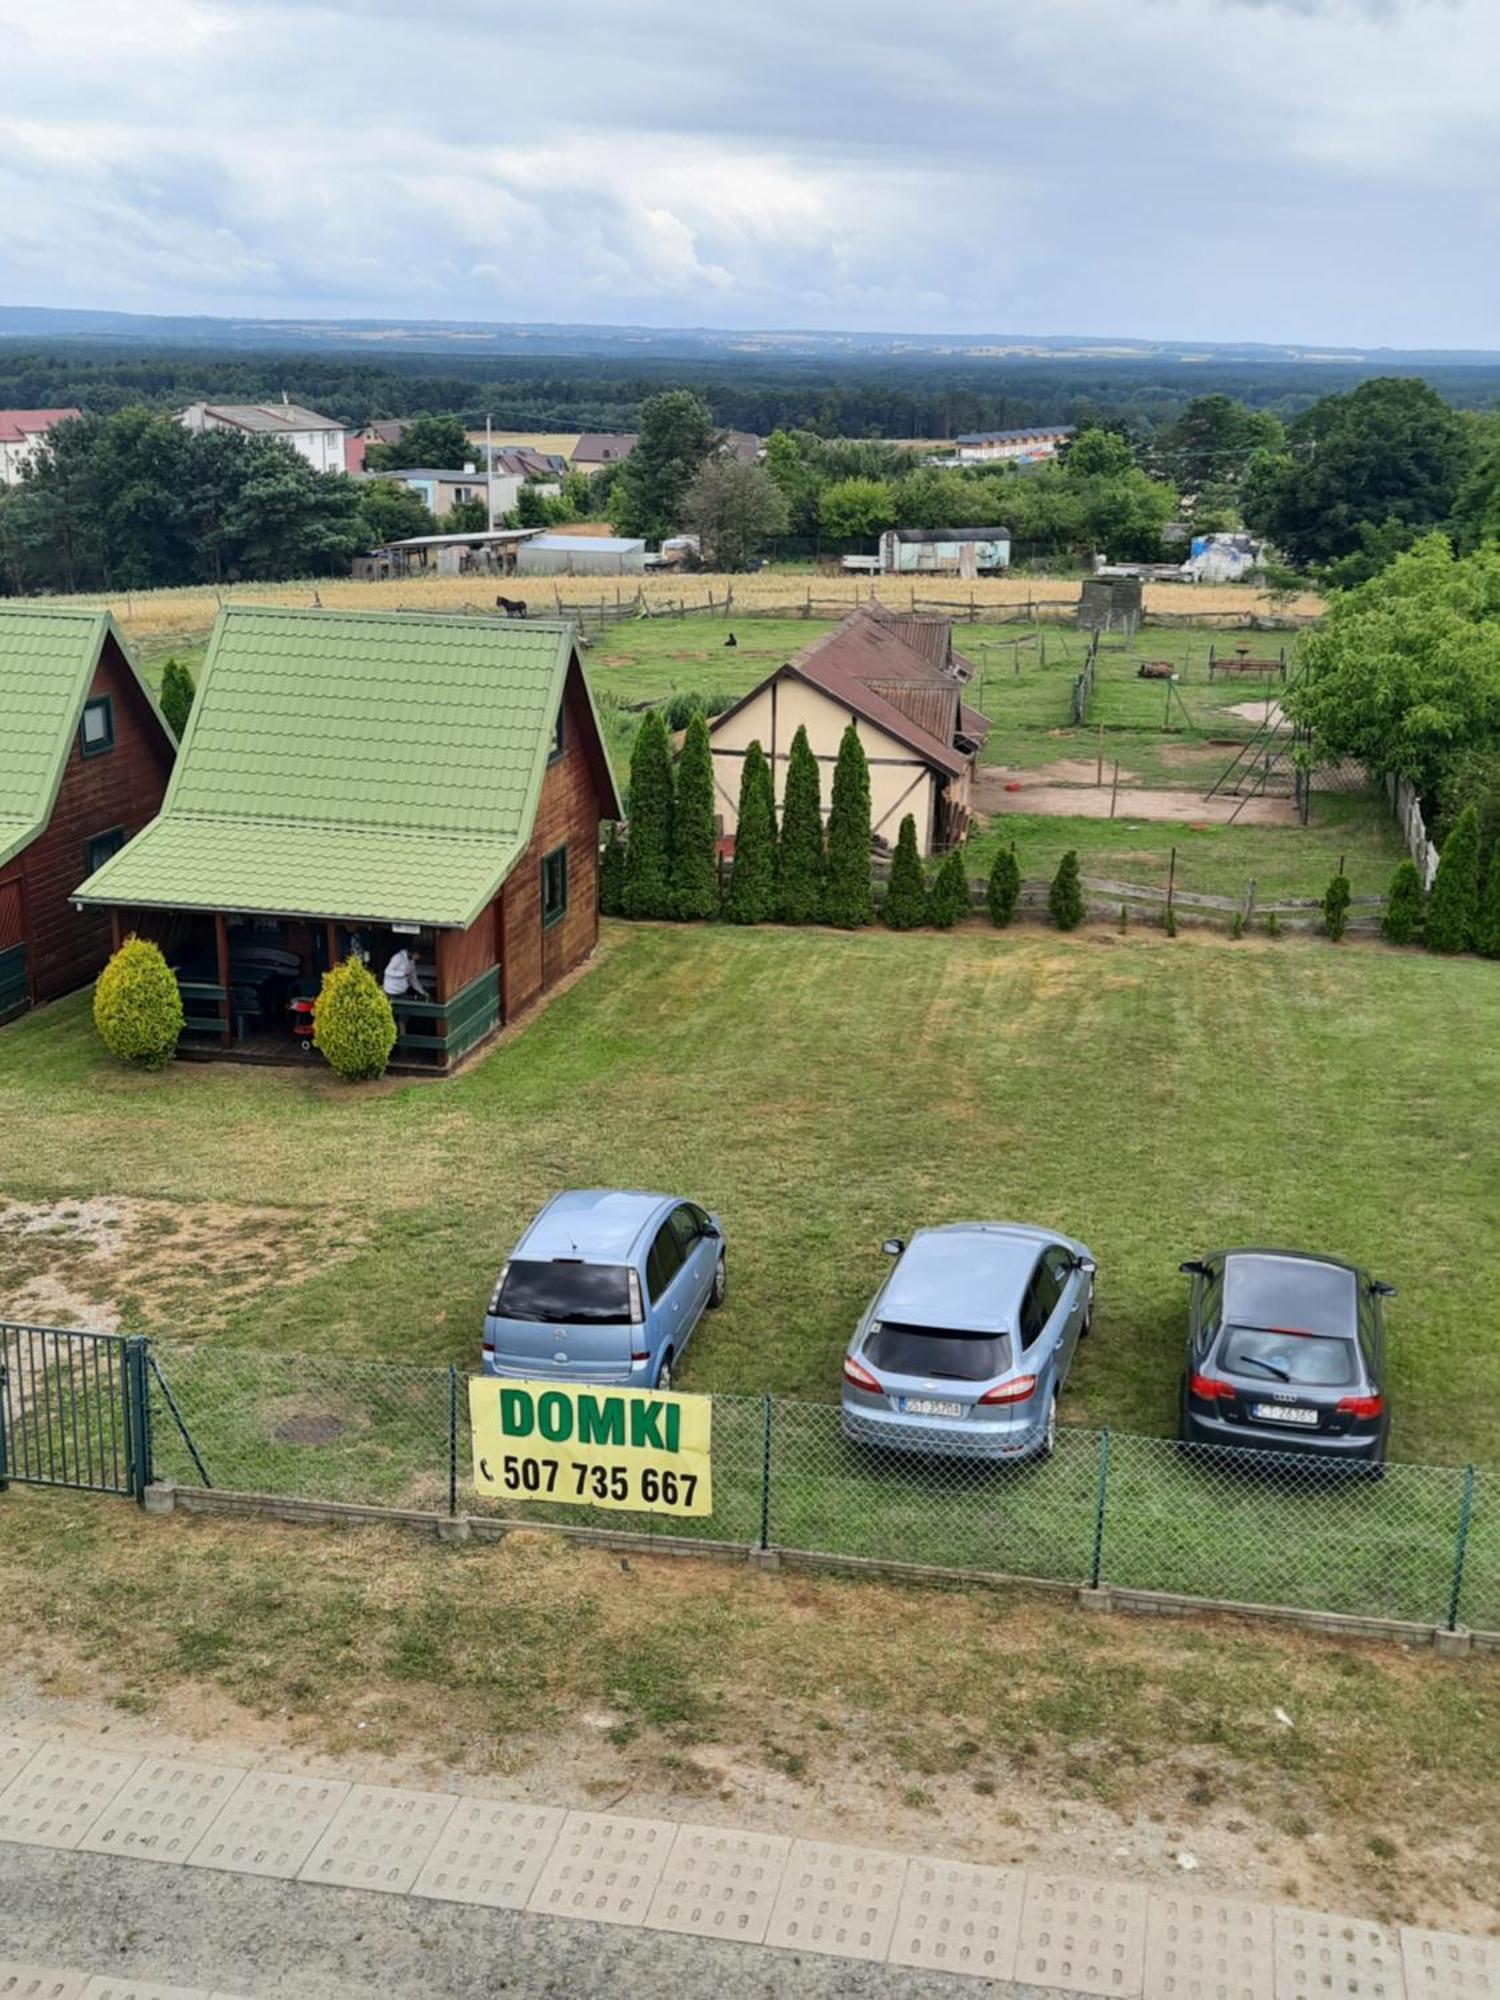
[3,922,1499,1468]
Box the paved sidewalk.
[1,1729,1494,1998]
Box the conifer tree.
[1381,858,1424,945]
[1323,872,1352,942]
[671,712,720,920]
[722,741,777,924]
[987,843,1021,927]
[599,822,626,917]
[1048,850,1085,931]
[777,724,825,923]
[1476,852,1500,959]
[822,724,874,927]
[882,814,926,929]
[1426,803,1480,954]
[622,710,675,919]
[158,657,195,740]
[927,847,972,929]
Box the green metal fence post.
[124,1337,152,1505]
[0,1355,9,1493]
[1090,1429,1111,1589]
[448,1366,460,1518]
[1448,1465,1476,1632]
[759,1394,773,1551]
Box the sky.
[0,0,1496,347]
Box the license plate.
[897,1396,964,1419]
[1251,1403,1319,1426]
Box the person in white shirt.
[382,946,427,999]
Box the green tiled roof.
[0,608,162,871]
[76,607,616,928]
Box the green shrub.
[670,712,719,920]
[986,844,1021,927]
[1265,910,1282,939]
[599,822,626,917]
[1382,858,1424,945]
[1163,905,1178,938]
[882,815,927,930]
[1229,909,1246,940]
[1426,803,1481,954]
[93,936,184,1070]
[1478,855,1500,960]
[622,710,675,919]
[1323,874,1352,942]
[158,657,195,741]
[1048,850,1084,931]
[927,847,972,929]
[313,957,397,1081]
[778,725,825,923]
[823,724,875,928]
[722,740,777,924]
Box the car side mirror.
[1075,1256,1096,1276]
[881,1238,904,1257]
[1178,1259,1206,1278]
[1371,1279,1396,1297]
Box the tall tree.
[158,658,195,741]
[355,478,437,546]
[818,476,897,543]
[722,741,777,924]
[681,457,789,569]
[778,726,825,923]
[882,814,927,929]
[671,712,720,920]
[221,438,364,579]
[823,725,875,927]
[1425,803,1481,954]
[622,710,675,919]
[599,822,626,917]
[368,413,474,471]
[1152,394,1284,494]
[609,390,715,542]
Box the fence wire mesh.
[124,1348,1500,1637]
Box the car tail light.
[978,1373,1037,1405]
[1336,1392,1384,1420]
[1189,1373,1237,1401]
[487,1261,510,1315]
[631,1348,650,1363]
[843,1355,882,1394]
[482,1338,494,1353]
[628,1267,645,1324]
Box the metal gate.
[0,1324,149,1499]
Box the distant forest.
[4,340,1500,440]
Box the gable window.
[86,827,126,875]
[549,704,565,764]
[541,845,568,928]
[79,696,115,757]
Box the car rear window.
[492,1260,633,1324]
[1220,1326,1358,1388]
[865,1323,1012,1382]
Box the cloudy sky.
[0,0,1495,345]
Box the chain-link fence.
[128,1345,1499,1638]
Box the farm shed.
[515,534,647,577]
[706,606,989,857]
[72,608,620,1072]
[0,607,175,1021]
[877,527,1012,575]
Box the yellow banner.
[469,1377,713,1517]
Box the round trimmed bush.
[93,936,184,1070]
[313,957,397,1081]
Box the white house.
[0,408,81,486]
[177,399,347,475]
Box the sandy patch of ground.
[1226,698,1288,727]
[977,771,1300,826]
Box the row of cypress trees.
[1386,803,1500,956]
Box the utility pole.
[486,413,495,532]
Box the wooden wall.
[436,905,499,999]
[499,659,612,1021]
[20,638,174,1004]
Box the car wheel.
[1039,1390,1058,1460]
[656,1350,675,1392]
[709,1252,727,1308]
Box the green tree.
[1063,428,1137,478]
[622,709,675,919]
[313,957,397,1081]
[1478,852,1500,959]
[355,477,437,546]
[818,476,897,543]
[1425,802,1481,953]
[609,390,716,542]
[763,428,824,536]
[778,725,825,923]
[369,413,474,471]
[1382,858,1425,945]
[823,724,874,927]
[882,815,927,929]
[987,843,1021,927]
[927,847,972,928]
[599,821,626,917]
[682,457,789,569]
[1153,394,1285,494]
[447,497,491,533]
[158,657,195,741]
[722,741,777,924]
[1323,872,1352,941]
[671,712,720,920]
[1048,850,1085,931]
[93,936,184,1070]
[1450,414,1500,553]
[222,439,364,579]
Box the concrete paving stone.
[298,1783,456,1895]
[527,1810,676,1929]
[1146,1891,1276,2000]
[887,1856,1026,1982]
[1017,1873,1149,1997]
[0,1965,87,2000]
[79,1982,210,2000]
[0,1740,39,1795]
[762,1837,910,1963]
[1401,1928,1497,1996]
[644,1822,792,1945]
[0,1744,141,1852]
[410,1797,566,1911]
[78,1758,247,1865]
[184,1770,349,1881]
[1275,1908,1404,1998]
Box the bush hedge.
[723,740,777,924]
[1426,803,1480,954]
[823,725,874,928]
[927,847,971,929]
[1048,850,1085,931]
[158,657,195,741]
[987,843,1021,927]
[93,936,184,1070]
[671,713,720,920]
[778,725,825,924]
[1381,858,1424,945]
[622,710,675,919]
[1323,872,1352,942]
[313,957,397,1081]
[882,815,926,929]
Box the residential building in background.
[358,466,488,520]
[952,425,1074,465]
[569,432,638,473]
[0,408,81,486]
[177,398,347,475]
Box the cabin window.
[79,697,115,757]
[541,845,568,928]
[86,827,126,874]
[549,704,565,764]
